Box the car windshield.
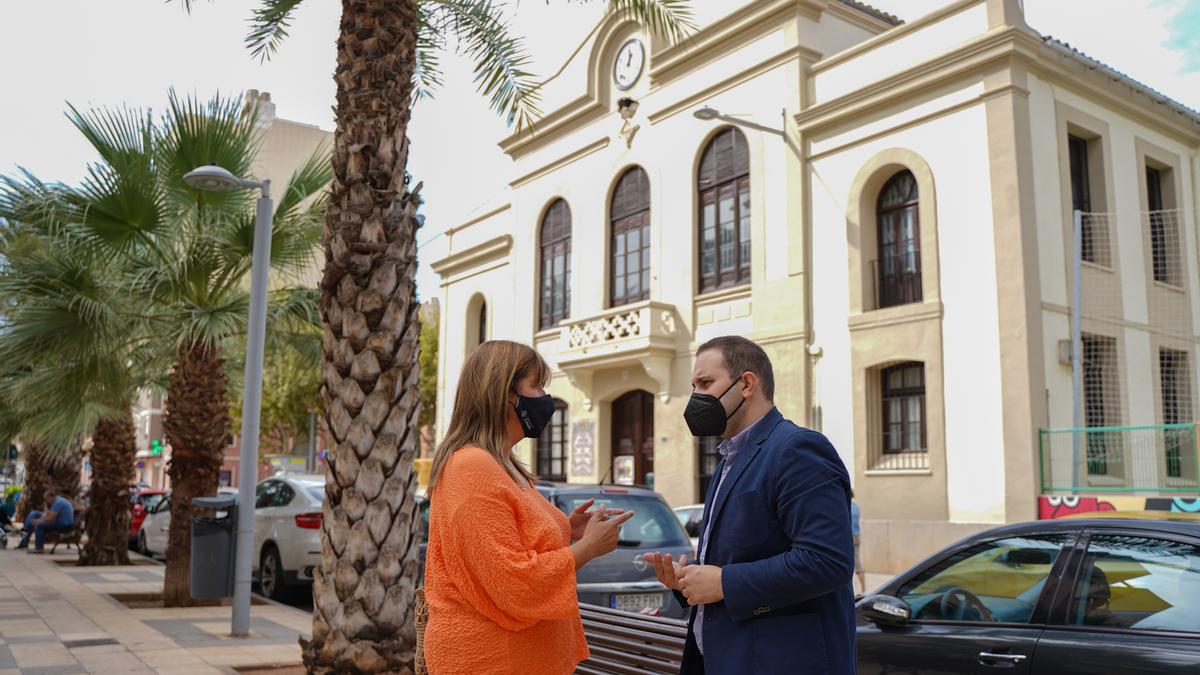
[557,494,689,548]
[141,493,166,512]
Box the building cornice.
[431,234,513,279]
[800,25,1200,145]
[445,203,511,238]
[811,0,979,75]
[649,0,824,88]
[511,137,610,188]
[824,0,902,35]
[499,0,836,159]
[648,45,813,125]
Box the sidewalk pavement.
[0,541,309,674]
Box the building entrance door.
[611,390,654,487]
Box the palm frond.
[158,89,261,218]
[272,142,332,226]
[437,0,542,130]
[414,3,447,103]
[0,170,80,239]
[602,0,696,44]
[65,103,156,179]
[247,0,307,62]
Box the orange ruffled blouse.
[424,446,589,674]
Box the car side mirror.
[862,594,912,627]
[685,521,700,538]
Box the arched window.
[610,167,651,307]
[539,200,572,330]
[698,128,750,292]
[536,399,569,482]
[876,170,922,308]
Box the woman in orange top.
[424,340,634,674]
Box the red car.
[130,488,167,544]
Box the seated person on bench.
[18,491,74,554]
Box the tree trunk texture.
[302,1,424,672]
[162,341,230,607]
[78,407,136,566]
[18,441,82,521]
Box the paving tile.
[19,667,87,675]
[68,644,129,656]
[0,619,53,638]
[0,646,14,669]
[74,650,151,673]
[152,665,226,675]
[189,647,250,667]
[135,649,205,667]
[10,641,77,668]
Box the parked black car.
[416,481,694,619]
[857,515,1200,674]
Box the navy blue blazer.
[676,408,856,674]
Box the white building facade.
[434,0,1200,572]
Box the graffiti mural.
[1038,495,1200,519]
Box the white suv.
[253,473,325,600]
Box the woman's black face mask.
[683,374,746,437]
[511,393,557,438]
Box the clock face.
[613,38,645,91]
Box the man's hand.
[678,564,724,605]
[643,551,688,591]
[568,499,625,542]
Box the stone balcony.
[555,301,682,410]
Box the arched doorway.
[611,390,654,487]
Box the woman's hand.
[568,498,624,541]
[570,505,636,569]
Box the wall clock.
[613,38,645,91]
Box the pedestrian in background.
[423,341,634,674]
[851,490,865,595]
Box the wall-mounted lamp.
[617,97,640,148]
[618,97,640,120]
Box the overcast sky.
[2,1,1198,300]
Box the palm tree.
[0,93,330,596]
[0,225,150,564]
[182,1,694,670]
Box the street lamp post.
[692,105,787,137]
[183,165,272,638]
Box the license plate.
[612,593,664,612]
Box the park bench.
[576,604,686,674]
[38,507,86,553]
[413,591,687,675]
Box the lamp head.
[693,106,721,121]
[617,97,639,120]
[183,165,247,192]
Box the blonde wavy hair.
[428,340,550,491]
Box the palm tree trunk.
[17,442,49,521]
[302,1,424,672]
[78,406,136,566]
[18,441,82,521]
[162,341,230,607]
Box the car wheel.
[260,545,286,601]
[138,530,150,557]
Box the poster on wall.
[613,455,635,485]
[570,420,595,478]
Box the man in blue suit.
[646,336,856,674]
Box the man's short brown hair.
[697,336,775,400]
